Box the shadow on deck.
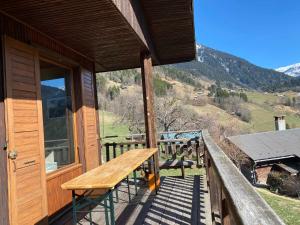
[52,175,211,225]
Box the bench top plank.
[61,148,158,190]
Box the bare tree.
[155,93,197,131]
[116,94,145,133]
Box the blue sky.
[194,0,300,69]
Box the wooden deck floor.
[52,175,212,225]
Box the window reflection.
[40,61,75,173]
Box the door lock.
[8,150,18,160]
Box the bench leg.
[88,205,93,225]
[72,190,77,225]
[115,187,119,203]
[181,165,185,178]
[104,198,110,225]
[127,176,131,201]
[153,155,158,195]
[109,191,115,225]
[133,170,138,195]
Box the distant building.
[227,127,300,185]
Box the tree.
[155,93,197,131]
[116,94,145,134]
[107,85,120,100]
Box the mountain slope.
[276,63,300,77]
[172,44,292,91]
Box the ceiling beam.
[110,0,160,64]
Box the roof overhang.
[254,155,297,164]
[0,0,196,72]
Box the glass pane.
[40,61,75,173]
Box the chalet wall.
[256,166,272,184]
[47,165,82,216]
[0,34,9,225]
[81,68,100,170]
[240,164,255,184]
[0,12,102,220]
[73,67,87,172]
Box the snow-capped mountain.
[276,63,300,77]
[174,44,291,91]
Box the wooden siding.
[4,37,48,225]
[81,69,100,171]
[73,67,87,172]
[92,66,102,166]
[46,165,82,216]
[0,35,9,225]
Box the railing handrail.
[103,138,193,146]
[202,130,285,225]
[102,129,201,140]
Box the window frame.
[40,57,79,175]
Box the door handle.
[8,150,18,160]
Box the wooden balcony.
[50,130,285,225]
[52,175,211,225]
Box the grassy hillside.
[246,92,300,132]
[257,188,300,225]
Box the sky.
[194,0,300,69]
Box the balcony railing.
[101,130,286,225]
[202,130,285,225]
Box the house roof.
[275,163,300,175]
[227,128,300,162]
[0,0,195,72]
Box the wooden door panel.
[17,195,43,225]
[81,69,99,171]
[5,37,47,225]
[16,164,42,199]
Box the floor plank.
[51,175,212,225]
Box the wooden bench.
[61,148,158,225]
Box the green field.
[99,111,130,143]
[245,91,300,132]
[257,188,300,225]
[246,91,278,105]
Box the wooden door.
[4,37,48,225]
[81,68,100,171]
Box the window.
[40,61,75,173]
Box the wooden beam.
[140,52,160,185]
[0,35,9,225]
[141,52,157,148]
[112,0,159,63]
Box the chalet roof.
[275,163,300,175]
[0,0,195,72]
[227,128,300,162]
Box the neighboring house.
[227,124,300,185]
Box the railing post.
[105,143,110,162]
[112,142,117,159]
[221,191,232,225]
[120,144,124,155]
[196,139,200,166]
